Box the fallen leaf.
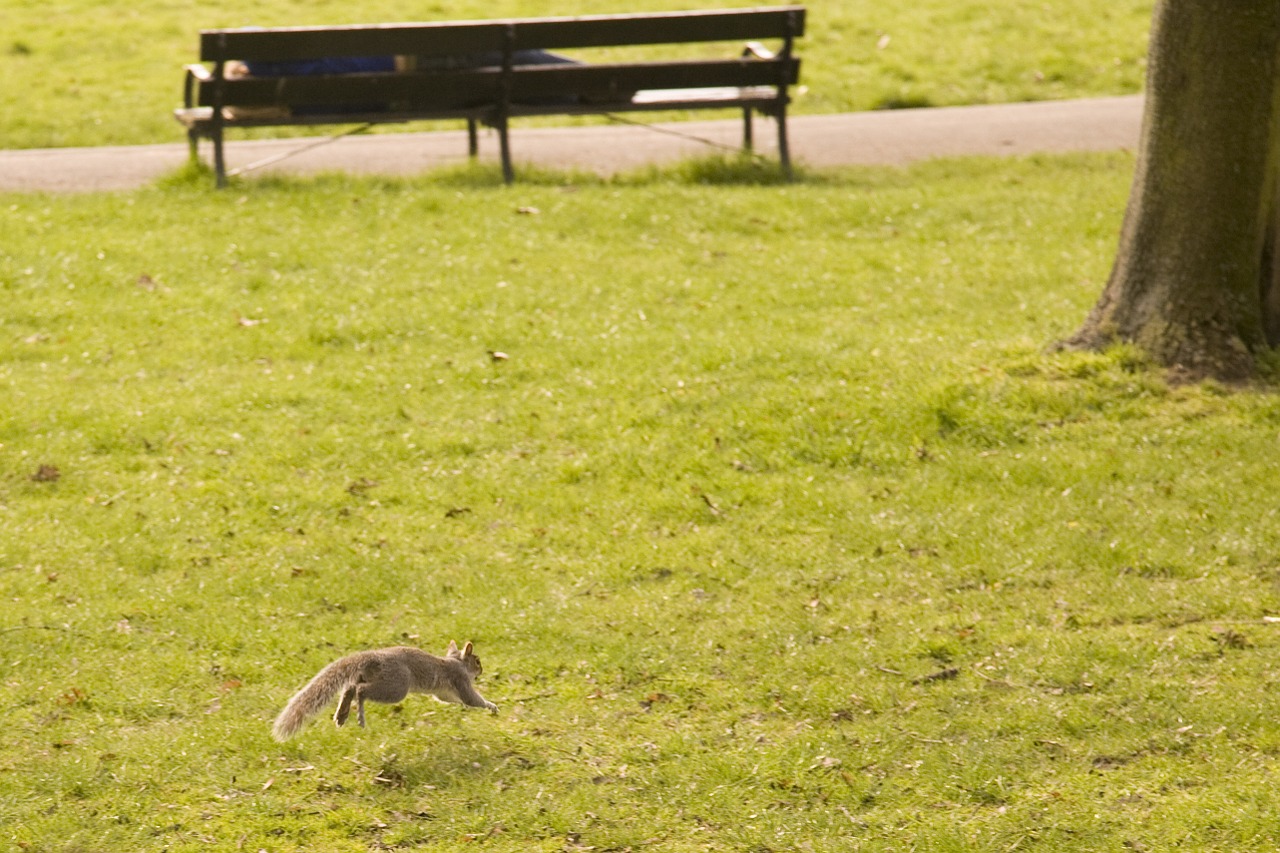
[1211,626,1251,649]
[346,478,379,496]
[912,667,960,685]
[31,464,60,482]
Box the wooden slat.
[178,84,785,131]
[509,7,805,51]
[201,23,508,62]
[194,59,798,111]
[200,6,805,60]
[176,106,492,129]
[504,59,800,100]
[199,70,503,109]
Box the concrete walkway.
[0,95,1141,192]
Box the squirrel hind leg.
[334,686,357,728]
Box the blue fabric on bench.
[243,51,582,111]
[242,56,398,113]
[244,56,396,76]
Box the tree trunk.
[1065,0,1280,381]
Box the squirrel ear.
[463,641,474,655]
[447,640,459,654]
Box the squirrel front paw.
[486,702,499,714]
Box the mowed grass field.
[0,0,1153,149]
[4,153,1280,850]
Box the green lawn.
[4,154,1280,850]
[1,0,1152,149]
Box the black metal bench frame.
[174,6,805,186]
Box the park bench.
[173,6,805,186]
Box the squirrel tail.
[272,656,358,741]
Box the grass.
[0,0,1154,149]
[4,152,1280,850]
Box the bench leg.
[742,107,754,153]
[497,116,514,184]
[467,118,479,158]
[213,127,227,189]
[776,106,792,180]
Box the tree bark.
[1065,0,1280,381]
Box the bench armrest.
[184,63,215,82]
[182,63,215,109]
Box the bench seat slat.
[175,85,789,131]
[175,87,788,134]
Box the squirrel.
[272,640,498,741]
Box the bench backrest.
[200,7,805,62]
[195,7,804,114]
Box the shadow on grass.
[366,730,534,791]
[152,152,838,193]
[422,153,837,187]
[617,153,815,186]
[873,93,935,110]
[153,157,217,189]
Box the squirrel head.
[446,640,483,676]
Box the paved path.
[0,95,1141,192]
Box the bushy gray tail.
[272,658,356,741]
